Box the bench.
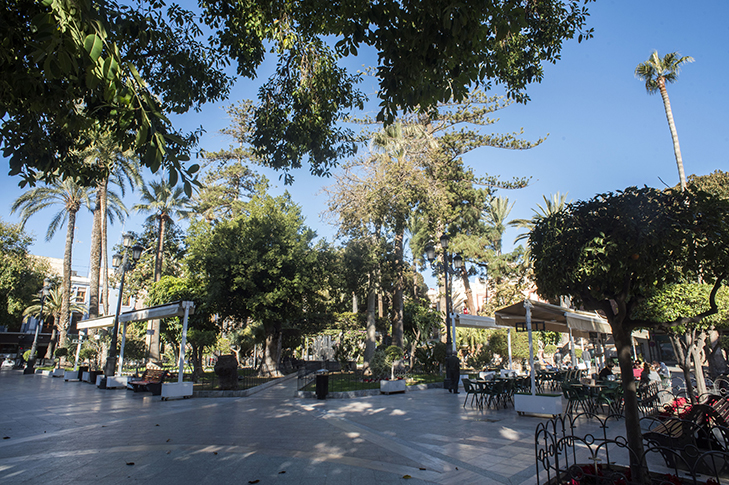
[129,369,169,395]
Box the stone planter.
[64,370,79,381]
[105,376,128,389]
[161,382,193,401]
[515,393,565,417]
[380,379,407,394]
[51,368,65,377]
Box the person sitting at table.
[598,362,614,380]
[640,362,655,386]
[632,361,643,380]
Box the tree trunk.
[364,283,377,369]
[659,80,686,191]
[692,330,708,398]
[459,266,475,313]
[612,323,648,483]
[60,209,77,348]
[146,216,165,362]
[261,323,283,377]
[669,332,697,404]
[101,183,109,315]
[392,227,404,348]
[87,184,104,319]
[44,327,57,360]
[352,291,358,313]
[706,329,728,378]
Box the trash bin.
[315,369,329,400]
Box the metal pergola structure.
[76,301,195,383]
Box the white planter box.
[105,376,128,389]
[64,370,79,381]
[161,382,193,400]
[82,371,91,382]
[51,368,64,378]
[514,393,565,417]
[96,375,105,386]
[380,379,407,394]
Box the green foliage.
[632,283,729,330]
[531,186,729,326]
[54,347,68,359]
[544,344,558,355]
[333,330,365,369]
[467,347,493,370]
[1,0,231,192]
[78,346,97,363]
[414,341,447,374]
[23,349,32,361]
[0,219,48,330]
[385,345,404,363]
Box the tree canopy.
[2,0,594,188]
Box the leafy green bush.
[368,349,389,379]
[467,347,493,370]
[413,341,446,374]
[54,347,68,359]
[544,344,557,355]
[23,349,33,361]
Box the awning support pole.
[525,300,535,396]
[177,301,194,383]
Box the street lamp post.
[425,234,464,392]
[24,278,52,374]
[104,233,143,377]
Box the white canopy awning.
[494,299,610,338]
[77,301,196,330]
[453,314,498,329]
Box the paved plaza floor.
[0,370,577,485]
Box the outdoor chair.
[462,379,479,409]
[562,383,593,415]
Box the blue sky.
[2,0,728,281]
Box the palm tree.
[133,179,190,361]
[24,287,87,362]
[77,131,140,318]
[484,196,514,255]
[133,180,190,283]
[635,51,694,191]
[510,192,570,245]
[12,179,93,348]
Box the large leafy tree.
[0,220,49,330]
[3,0,593,187]
[12,179,94,348]
[1,0,230,192]
[530,186,729,480]
[635,51,694,191]
[188,193,321,376]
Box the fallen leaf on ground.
[248,480,260,484]
[126,462,134,466]
[419,468,426,470]
[213,452,218,455]
[2,437,9,440]
[166,439,171,442]
[279,471,286,474]
[403,475,412,479]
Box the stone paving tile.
[0,370,631,484]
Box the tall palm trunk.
[88,185,104,319]
[101,185,109,315]
[60,209,77,348]
[146,216,166,361]
[392,226,405,348]
[658,79,686,191]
